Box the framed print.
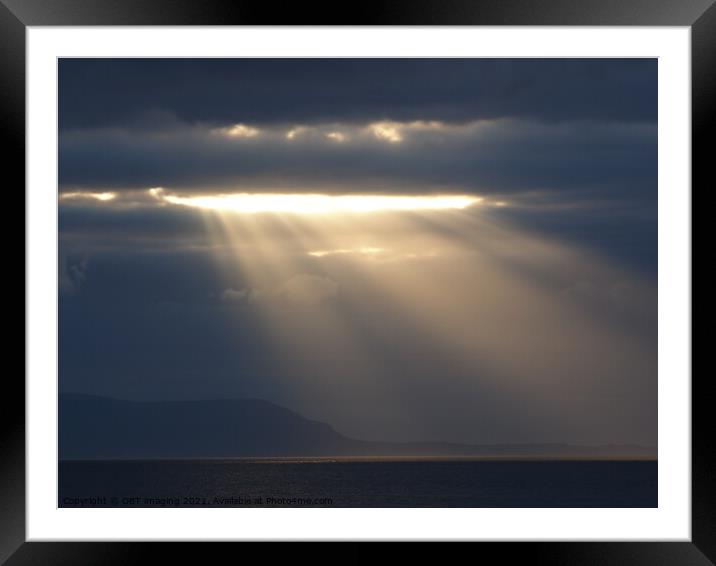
[7,0,707,562]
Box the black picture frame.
[6,0,707,562]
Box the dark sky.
[58,59,658,446]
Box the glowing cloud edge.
[151,189,482,214]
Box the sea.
[58,458,657,508]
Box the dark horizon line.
[59,455,659,464]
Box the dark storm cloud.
[59,204,209,246]
[495,204,657,276]
[59,58,657,131]
[59,119,656,205]
[59,58,657,209]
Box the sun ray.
[95,188,655,440]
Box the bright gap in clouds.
[60,191,117,202]
[152,189,482,214]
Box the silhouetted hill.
[59,394,656,460]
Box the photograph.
[56,57,659,509]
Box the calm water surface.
[59,459,657,508]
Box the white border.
[27,27,691,541]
